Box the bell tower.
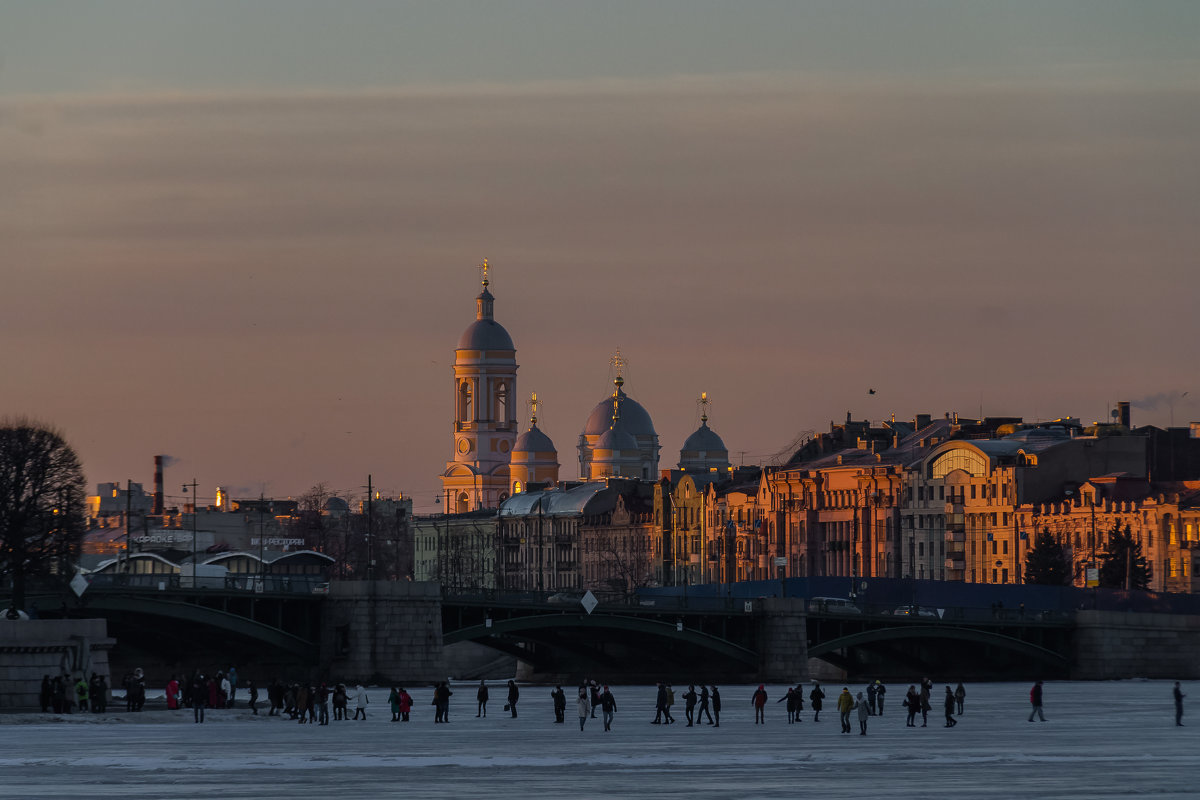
[441,260,519,512]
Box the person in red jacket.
[751,685,768,724]
[165,675,180,710]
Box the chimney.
[1117,401,1131,429]
[153,455,164,515]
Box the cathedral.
[440,266,730,512]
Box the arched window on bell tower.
[496,382,508,426]
[456,491,470,514]
[459,381,473,424]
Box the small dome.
[682,421,727,453]
[457,319,514,351]
[584,387,656,437]
[596,426,639,451]
[514,424,556,454]
[324,497,349,512]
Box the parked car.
[809,597,863,615]
[890,604,937,618]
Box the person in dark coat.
[39,675,52,713]
[944,686,958,727]
[1028,680,1045,722]
[711,685,722,727]
[683,685,698,726]
[777,687,796,723]
[506,680,519,718]
[1174,682,1186,726]
[590,680,601,719]
[652,682,667,724]
[551,685,566,723]
[903,685,919,727]
[875,681,886,715]
[751,684,768,724]
[248,680,259,715]
[810,682,825,722]
[191,674,206,723]
[476,680,489,717]
[866,682,877,715]
[696,685,714,725]
[600,685,617,732]
[919,680,931,727]
[91,674,107,713]
[954,682,966,715]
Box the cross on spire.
[698,391,710,424]
[610,348,627,393]
[530,391,540,426]
[479,258,490,288]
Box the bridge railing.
[81,573,329,595]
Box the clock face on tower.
[498,440,510,454]
[457,438,473,454]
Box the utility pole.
[124,478,133,575]
[183,479,199,583]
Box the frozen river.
[1,680,1194,799]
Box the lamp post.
[183,479,199,584]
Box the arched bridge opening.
[808,624,1071,680]
[445,612,759,680]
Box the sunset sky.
[3,1,1198,512]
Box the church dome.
[596,425,639,451]
[682,420,727,453]
[457,318,514,351]
[584,383,656,437]
[513,424,556,454]
[457,284,514,351]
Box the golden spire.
[530,391,540,426]
[698,391,710,424]
[610,349,626,393]
[479,258,490,289]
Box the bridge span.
[7,577,1199,683]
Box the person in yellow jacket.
[837,687,855,733]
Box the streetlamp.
[182,479,199,585]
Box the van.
[809,597,862,615]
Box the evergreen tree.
[1024,530,1070,586]
[1098,523,1151,590]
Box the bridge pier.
[1072,611,1200,680]
[320,581,446,684]
[0,619,115,709]
[756,599,809,682]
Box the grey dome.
[513,424,556,454]
[682,421,727,453]
[324,497,349,512]
[584,388,656,437]
[596,426,639,451]
[457,319,514,351]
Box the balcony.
[944,530,966,543]
[945,555,965,570]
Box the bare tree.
[0,420,87,610]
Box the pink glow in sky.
[3,5,1199,511]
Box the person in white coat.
[576,687,590,731]
[354,685,369,720]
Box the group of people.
[898,678,967,729]
[545,681,619,731]
[39,672,110,714]
[650,682,721,727]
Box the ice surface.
[1,680,1195,799]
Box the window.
[930,449,989,479]
[1002,540,1009,555]
[971,485,977,500]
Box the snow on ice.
[1,680,1196,799]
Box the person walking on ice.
[810,681,825,722]
[837,687,854,733]
[577,686,590,731]
[944,686,958,727]
[855,691,870,735]
[1028,680,1046,722]
[1174,682,1185,726]
[752,684,768,724]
